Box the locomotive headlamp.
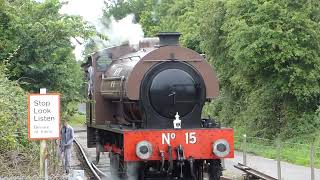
[212,139,230,158]
[136,141,153,160]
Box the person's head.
[64,121,68,127]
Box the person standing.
[60,121,74,174]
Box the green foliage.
[198,0,320,139]
[0,64,33,152]
[0,0,94,173]
[104,0,146,22]
[69,113,86,126]
[0,0,93,115]
[138,0,203,52]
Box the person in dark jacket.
[60,121,74,174]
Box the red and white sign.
[28,94,60,140]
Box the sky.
[59,0,106,24]
[59,0,107,60]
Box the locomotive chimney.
[157,32,181,46]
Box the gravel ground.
[69,143,89,180]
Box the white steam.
[98,14,144,46]
[59,0,144,60]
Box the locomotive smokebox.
[157,32,181,46]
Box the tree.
[1,0,93,114]
[198,0,320,139]
[137,0,203,51]
[103,0,146,22]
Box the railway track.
[234,163,277,180]
[73,129,112,180]
[74,129,276,180]
[73,138,105,180]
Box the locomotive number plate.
[161,132,197,145]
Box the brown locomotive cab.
[83,32,234,180]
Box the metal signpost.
[28,88,60,179]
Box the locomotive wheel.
[110,152,140,180]
[208,159,222,180]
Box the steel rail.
[234,163,277,180]
[74,129,87,133]
[91,162,108,177]
[220,177,232,180]
[74,138,101,180]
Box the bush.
[198,0,320,139]
[0,65,32,152]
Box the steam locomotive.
[82,32,234,180]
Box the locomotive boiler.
[82,32,234,180]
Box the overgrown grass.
[234,135,320,168]
[68,113,86,126]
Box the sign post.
[40,139,46,178]
[28,88,60,179]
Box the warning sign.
[28,94,60,140]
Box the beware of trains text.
[28,94,60,140]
